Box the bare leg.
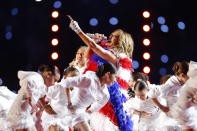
[49,125,58,131]
[74,121,91,131]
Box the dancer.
[68,16,133,131]
[69,46,88,74]
[125,80,162,131]
[127,72,149,99]
[170,61,197,131]
[4,64,60,131]
[47,62,116,131]
[149,61,189,114]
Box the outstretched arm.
[69,17,117,66]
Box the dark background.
[0,0,197,91]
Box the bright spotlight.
[143,11,150,19]
[143,24,150,32]
[177,21,186,30]
[143,52,150,60]
[51,24,59,32]
[51,11,59,19]
[132,60,140,70]
[51,52,59,60]
[143,66,151,74]
[161,54,168,63]
[53,1,62,9]
[51,38,59,46]
[157,16,166,25]
[109,17,119,25]
[143,38,150,46]
[160,25,169,33]
[89,18,98,26]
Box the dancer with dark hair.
[47,62,117,131]
[3,64,60,131]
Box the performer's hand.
[69,20,82,34]
[86,33,107,43]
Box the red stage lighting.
[143,66,151,74]
[143,24,150,32]
[143,38,150,46]
[51,11,59,18]
[51,52,59,60]
[51,24,59,32]
[143,11,150,19]
[143,52,151,60]
[51,38,59,46]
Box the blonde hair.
[112,29,134,58]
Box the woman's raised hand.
[67,15,82,34]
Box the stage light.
[51,11,59,19]
[109,17,119,25]
[178,21,185,30]
[143,66,151,74]
[35,0,42,2]
[161,54,168,63]
[159,68,167,76]
[5,32,12,40]
[89,18,98,26]
[143,52,150,60]
[51,24,59,32]
[143,24,150,32]
[109,0,119,4]
[53,1,62,9]
[51,38,59,46]
[132,60,139,69]
[157,16,166,25]
[143,38,150,46]
[142,11,150,19]
[51,52,59,60]
[11,8,18,16]
[160,25,169,33]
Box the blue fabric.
[90,41,133,131]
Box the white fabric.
[48,71,109,127]
[0,86,17,115]
[148,76,183,108]
[41,111,60,131]
[5,71,46,130]
[170,61,197,129]
[89,112,119,131]
[60,71,109,113]
[69,20,82,34]
[74,64,87,75]
[124,96,162,131]
[185,105,197,130]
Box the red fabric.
[117,77,129,90]
[119,57,133,72]
[99,102,118,126]
[83,61,98,74]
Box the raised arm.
[60,74,91,89]
[69,18,117,66]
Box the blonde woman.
[69,17,134,131]
[69,46,88,74]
